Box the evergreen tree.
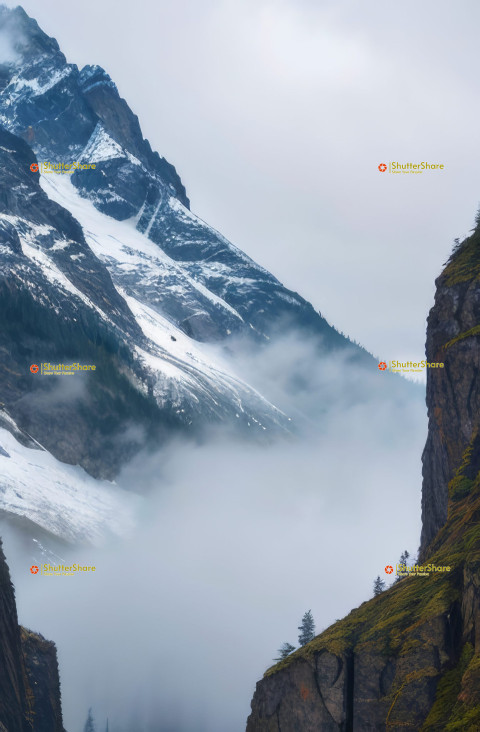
[298,610,315,646]
[475,205,480,230]
[396,550,410,581]
[444,237,463,267]
[373,575,386,596]
[399,550,410,566]
[83,708,96,732]
[274,642,296,661]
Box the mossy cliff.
[246,230,480,730]
[421,224,480,553]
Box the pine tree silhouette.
[373,575,386,596]
[83,708,96,732]
[274,642,296,661]
[298,610,315,646]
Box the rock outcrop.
[247,226,480,730]
[420,231,480,553]
[21,628,65,732]
[0,538,66,731]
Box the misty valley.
[0,3,479,732]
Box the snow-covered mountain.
[0,6,352,344]
[0,5,375,543]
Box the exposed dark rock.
[21,628,65,732]
[421,229,480,553]
[0,537,28,732]
[78,65,189,208]
[0,538,65,731]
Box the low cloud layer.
[5,336,426,731]
[0,27,21,63]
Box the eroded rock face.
[21,628,65,732]
[0,538,28,731]
[421,262,480,554]
[0,538,66,731]
[247,611,459,731]
[247,656,350,731]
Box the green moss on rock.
[443,231,480,286]
[420,643,474,731]
[444,325,480,351]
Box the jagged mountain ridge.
[0,5,355,347]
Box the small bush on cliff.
[274,642,296,661]
[298,610,315,646]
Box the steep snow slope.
[0,414,139,544]
[40,173,288,429]
[41,173,246,338]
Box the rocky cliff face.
[21,627,65,732]
[0,538,65,731]
[247,228,480,730]
[420,231,480,553]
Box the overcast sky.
[6,0,480,364]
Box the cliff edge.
[0,539,66,732]
[246,227,480,730]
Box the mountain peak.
[0,5,61,65]
[0,6,190,207]
[79,64,117,93]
